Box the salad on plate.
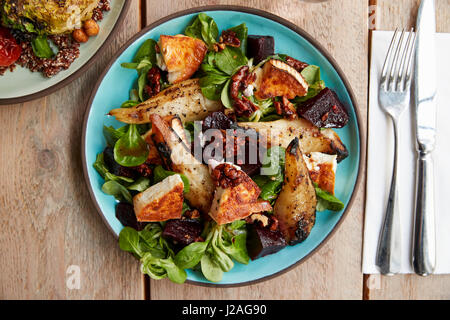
[93,13,350,284]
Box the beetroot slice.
[115,202,147,231]
[247,35,274,64]
[246,223,287,260]
[162,219,203,247]
[297,88,349,128]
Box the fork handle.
[412,150,436,276]
[376,119,402,275]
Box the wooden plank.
[374,0,450,32]
[145,0,368,300]
[0,2,144,299]
[365,0,450,300]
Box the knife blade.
[412,0,437,276]
[415,0,437,145]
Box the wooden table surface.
[0,0,448,300]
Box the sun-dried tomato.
[145,67,161,98]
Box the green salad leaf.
[174,241,209,269]
[103,125,127,147]
[120,100,140,108]
[118,219,250,283]
[160,258,188,284]
[102,180,133,203]
[153,165,190,193]
[252,147,286,204]
[200,253,223,283]
[104,172,134,184]
[119,227,143,256]
[185,13,218,48]
[215,46,248,75]
[293,65,325,104]
[114,124,149,167]
[93,153,109,178]
[119,224,187,284]
[127,177,151,192]
[314,183,345,212]
[301,65,321,85]
[227,23,248,54]
[132,39,157,64]
[195,19,248,102]
[220,79,233,109]
[31,35,55,59]
[121,39,157,102]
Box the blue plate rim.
[81,5,364,288]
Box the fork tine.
[404,29,417,89]
[397,28,414,91]
[388,29,406,90]
[380,28,399,89]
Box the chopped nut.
[274,96,297,120]
[213,30,241,52]
[211,163,245,188]
[72,29,88,43]
[83,19,100,37]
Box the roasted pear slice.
[274,138,317,245]
[238,118,348,162]
[150,114,215,215]
[109,79,222,124]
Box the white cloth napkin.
[363,30,450,274]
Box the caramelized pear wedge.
[274,138,317,245]
[109,79,222,124]
[238,118,348,162]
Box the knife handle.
[412,150,436,276]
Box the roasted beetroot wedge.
[247,35,274,64]
[162,218,203,247]
[297,88,349,128]
[115,202,147,231]
[247,223,287,260]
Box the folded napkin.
[363,31,450,274]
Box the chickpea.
[72,29,88,43]
[83,19,99,37]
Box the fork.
[376,29,417,275]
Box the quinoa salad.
[0,0,110,77]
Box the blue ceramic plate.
[82,6,362,287]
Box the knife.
[413,0,437,276]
